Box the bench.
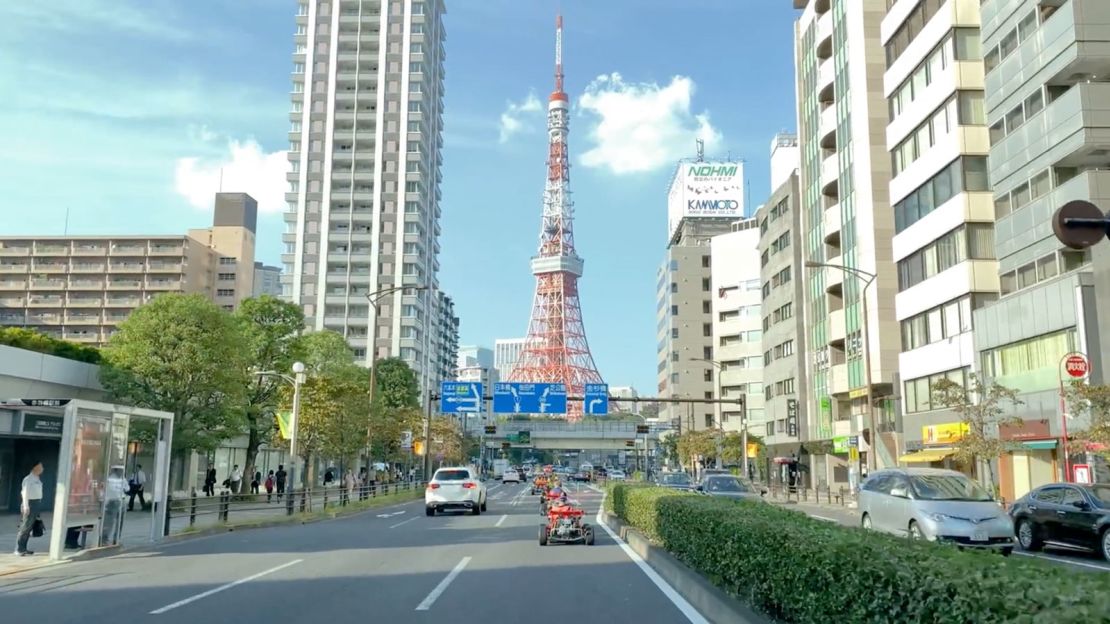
[65,523,97,549]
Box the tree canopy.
[932,374,1022,493]
[99,293,249,454]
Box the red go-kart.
[539,502,594,546]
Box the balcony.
[28,313,61,324]
[0,245,31,256]
[66,332,101,343]
[817,56,835,103]
[830,362,850,396]
[111,244,147,256]
[67,297,103,308]
[819,104,837,150]
[27,297,64,308]
[148,245,184,256]
[0,278,26,289]
[104,297,141,307]
[29,279,66,290]
[71,245,107,256]
[0,263,29,273]
[824,256,845,293]
[33,263,67,273]
[146,262,183,273]
[69,263,105,273]
[0,297,25,306]
[102,314,130,324]
[820,152,839,197]
[0,314,24,324]
[109,263,145,273]
[146,280,182,290]
[34,244,68,255]
[65,314,101,325]
[828,308,847,346]
[68,279,104,290]
[106,280,142,290]
[823,203,842,244]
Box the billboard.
[667,161,745,240]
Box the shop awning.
[898,449,954,463]
[1022,440,1057,450]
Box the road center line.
[390,517,418,529]
[1014,551,1110,571]
[595,495,710,624]
[415,556,471,611]
[150,559,303,614]
[495,514,507,527]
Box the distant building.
[252,262,282,297]
[432,292,459,392]
[494,337,526,381]
[0,192,259,345]
[609,385,639,415]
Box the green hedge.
[0,327,102,363]
[607,484,1110,623]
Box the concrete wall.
[0,344,105,400]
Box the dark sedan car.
[1009,483,1110,562]
[695,475,766,501]
[656,472,693,490]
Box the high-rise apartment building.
[432,291,458,389]
[972,0,1109,500]
[710,219,765,436]
[253,263,283,297]
[757,136,807,461]
[493,337,526,381]
[794,0,901,487]
[881,0,997,467]
[0,193,259,345]
[282,0,447,392]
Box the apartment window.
[670,282,678,294]
[885,0,946,67]
[985,9,1042,74]
[217,273,235,281]
[219,257,236,265]
[994,165,1057,219]
[216,289,235,297]
[904,367,969,414]
[671,305,679,316]
[897,225,994,291]
[701,255,710,268]
[410,62,424,74]
[703,346,713,360]
[702,300,711,314]
[703,323,712,337]
[704,369,713,383]
[701,277,711,292]
[982,330,1077,392]
[770,198,789,221]
[411,43,424,54]
[671,328,679,339]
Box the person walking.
[230,465,243,494]
[128,464,147,511]
[102,466,128,546]
[265,470,275,503]
[203,466,216,497]
[251,469,262,495]
[14,460,44,556]
[275,465,287,499]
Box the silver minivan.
[858,467,1013,554]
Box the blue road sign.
[493,382,567,414]
[584,383,609,416]
[440,382,483,414]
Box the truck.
[492,458,510,480]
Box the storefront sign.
[922,422,968,445]
[22,414,64,435]
[786,399,798,437]
[848,388,867,400]
[1074,464,1092,484]
[998,419,1050,441]
[832,436,850,453]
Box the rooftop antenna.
[695,139,705,163]
[218,167,224,192]
[63,207,70,236]
[554,14,564,95]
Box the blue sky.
[0,0,799,395]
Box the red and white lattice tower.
[508,15,602,422]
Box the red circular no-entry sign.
[1065,354,1089,378]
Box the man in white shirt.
[230,465,243,494]
[128,464,147,511]
[15,460,44,556]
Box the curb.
[0,491,424,578]
[600,511,774,624]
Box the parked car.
[656,472,693,491]
[425,466,487,516]
[1009,483,1110,562]
[858,468,1013,554]
[695,475,765,501]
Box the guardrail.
[169,481,427,530]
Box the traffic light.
[485,425,496,434]
[624,440,635,447]
[636,424,649,434]
[501,441,511,450]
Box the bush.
[607,484,1110,623]
[0,327,101,363]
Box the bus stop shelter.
[42,399,174,561]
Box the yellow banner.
[746,443,759,458]
[922,422,968,445]
[848,388,868,399]
[413,440,425,456]
[275,412,292,441]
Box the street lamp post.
[804,260,878,476]
[254,362,306,492]
[689,358,726,469]
[364,284,427,474]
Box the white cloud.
[174,140,289,215]
[498,91,543,143]
[577,73,723,175]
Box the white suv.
[425,466,487,516]
[502,469,521,484]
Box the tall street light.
[689,358,727,470]
[804,260,878,475]
[364,284,427,473]
[254,361,306,491]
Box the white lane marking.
[376,510,406,518]
[810,515,839,523]
[415,556,472,611]
[595,495,710,624]
[1014,551,1110,571]
[495,514,507,527]
[150,559,303,614]
[390,517,418,529]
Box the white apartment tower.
[282,0,447,390]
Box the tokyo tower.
[508,15,603,422]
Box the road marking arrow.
[376,510,407,518]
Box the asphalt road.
[0,482,705,624]
[778,499,1110,573]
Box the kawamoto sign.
[667,160,745,239]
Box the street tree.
[294,329,356,375]
[426,416,464,466]
[280,364,369,484]
[100,293,248,454]
[931,374,1022,494]
[1064,381,1110,460]
[373,357,421,409]
[368,357,421,464]
[235,296,305,483]
[676,430,716,473]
